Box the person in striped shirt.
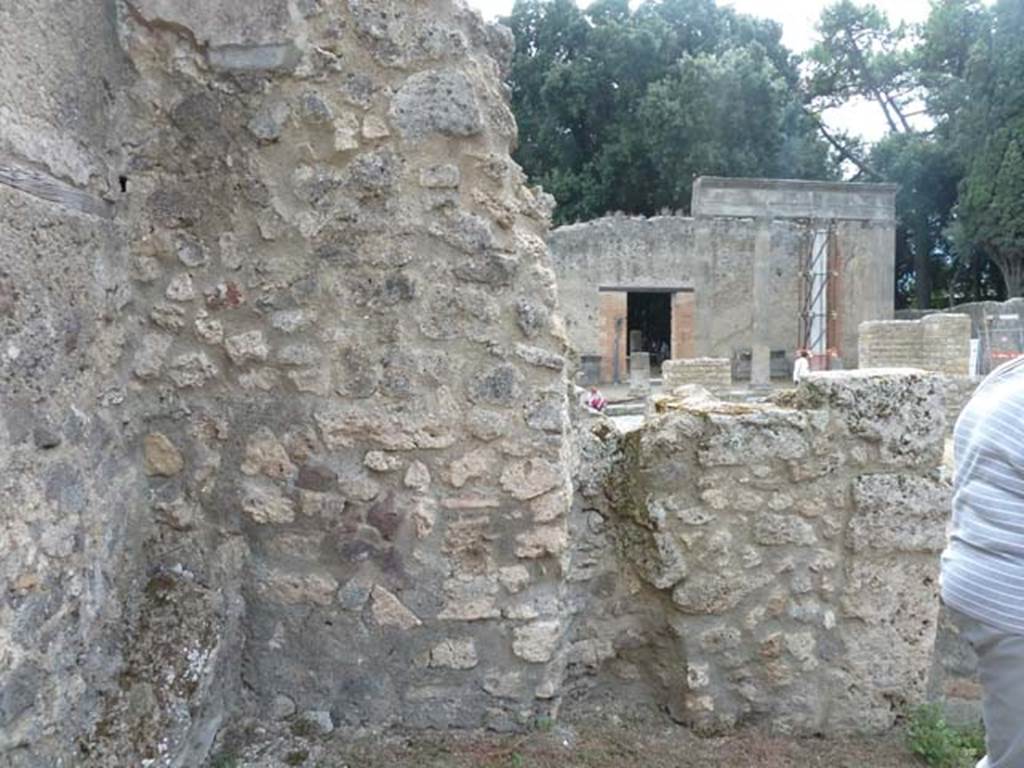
[941,356,1024,767]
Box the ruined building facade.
[548,177,897,384]
[1,2,954,766]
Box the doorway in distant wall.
[627,292,672,373]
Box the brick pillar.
[598,291,627,384]
[671,291,696,360]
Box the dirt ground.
[226,720,921,767]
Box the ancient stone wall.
[662,358,733,391]
[113,0,574,751]
[566,371,949,734]
[547,182,896,378]
[859,315,972,376]
[2,1,958,763]
[0,3,144,765]
[3,1,573,765]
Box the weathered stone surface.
[390,69,483,140]
[515,525,569,559]
[617,371,950,735]
[241,481,296,524]
[796,370,946,467]
[225,331,269,365]
[371,585,422,630]
[512,620,562,663]
[849,474,950,553]
[500,458,563,500]
[143,432,184,476]
[429,638,479,670]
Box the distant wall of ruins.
[547,180,896,376]
[859,314,972,376]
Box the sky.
[464,0,938,142]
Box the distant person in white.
[792,349,811,384]
[941,356,1024,767]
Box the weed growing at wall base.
[906,704,985,768]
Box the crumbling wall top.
[691,176,898,222]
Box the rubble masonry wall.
[570,371,950,734]
[1,2,956,764]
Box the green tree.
[805,1,918,135]
[955,121,1024,296]
[870,134,961,307]
[639,44,830,211]
[503,0,835,223]
[943,0,1024,297]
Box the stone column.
[750,219,772,387]
[629,352,651,397]
[694,224,714,357]
[629,329,643,354]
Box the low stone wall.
[859,315,971,375]
[662,358,732,390]
[569,370,950,734]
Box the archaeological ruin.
[548,177,897,384]
[0,1,977,767]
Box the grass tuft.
[906,704,985,768]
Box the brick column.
[598,291,627,384]
[671,291,696,360]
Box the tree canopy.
[503,0,835,224]
[503,0,1024,306]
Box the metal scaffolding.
[798,221,838,369]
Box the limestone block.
[830,557,942,732]
[240,427,296,480]
[429,639,478,670]
[364,450,401,472]
[370,585,422,630]
[390,69,483,140]
[498,565,531,593]
[225,331,270,365]
[449,448,496,488]
[515,525,569,559]
[671,570,774,615]
[404,460,431,491]
[512,620,562,663]
[143,433,184,476]
[662,357,732,390]
[134,333,173,379]
[194,313,224,345]
[168,352,218,388]
[500,458,563,500]
[165,273,195,302]
[241,481,295,524]
[438,575,500,621]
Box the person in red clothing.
[586,387,607,413]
